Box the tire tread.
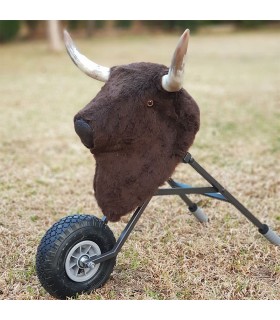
[36,214,116,299]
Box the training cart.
[36,152,280,299]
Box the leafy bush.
[234,20,269,29]
[0,20,20,42]
[116,20,132,29]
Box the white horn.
[162,29,190,92]
[63,30,110,82]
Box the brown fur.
[74,62,200,221]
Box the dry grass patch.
[0,31,280,299]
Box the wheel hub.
[78,255,92,268]
[65,240,101,282]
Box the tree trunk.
[104,20,115,35]
[131,20,144,34]
[86,20,95,38]
[47,20,63,52]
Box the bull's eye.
[147,100,154,107]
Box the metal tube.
[84,198,151,265]
[167,178,195,206]
[184,152,265,230]
[156,187,217,196]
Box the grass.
[0,30,280,300]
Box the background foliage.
[0,20,279,43]
[0,20,20,42]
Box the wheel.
[36,214,116,299]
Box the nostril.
[74,119,94,149]
[74,115,82,122]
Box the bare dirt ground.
[0,30,279,299]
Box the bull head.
[64,29,200,222]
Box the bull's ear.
[63,30,110,82]
[162,29,190,92]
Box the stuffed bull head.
[64,29,200,222]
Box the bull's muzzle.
[74,118,94,149]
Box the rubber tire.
[36,214,116,299]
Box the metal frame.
[84,152,280,267]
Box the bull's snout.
[74,118,94,149]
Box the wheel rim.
[65,240,101,282]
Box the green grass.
[0,30,280,299]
